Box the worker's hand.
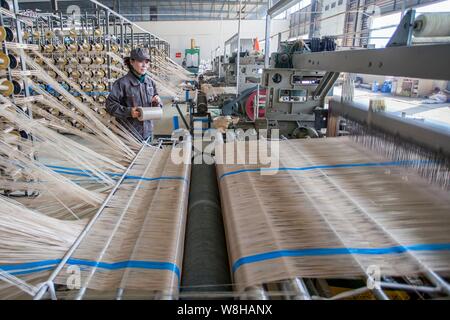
[131,107,141,119]
[151,95,161,106]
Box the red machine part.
[245,88,266,121]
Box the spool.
[93,69,105,78]
[79,42,91,52]
[0,26,6,42]
[0,78,14,96]
[55,29,64,38]
[12,80,23,95]
[97,97,106,104]
[34,56,44,65]
[69,69,81,79]
[43,44,55,53]
[69,29,77,38]
[92,43,104,52]
[414,13,450,37]
[94,28,102,37]
[93,56,105,64]
[79,56,92,64]
[55,57,67,65]
[0,51,10,69]
[67,56,78,65]
[66,43,78,52]
[82,70,92,78]
[55,43,65,52]
[4,26,14,42]
[137,107,163,121]
[1,0,13,11]
[22,31,30,40]
[8,53,18,69]
[45,30,55,39]
[111,44,119,53]
[82,82,93,92]
[95,82,106,91]
[32,30,40,39]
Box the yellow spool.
[111,44,119,53]
[82,82,93,92]
[43,44,55,53]
[66,43,78,52]
[93,43,104,52]
[45,30,55,39]
[95,82,106,91]
[0,52,10,69]
[69,29,77,38]
[94,69,105,78]
[98,96,106,104]
[32,30,40,38]
[79,42,91,52]
[0,26,6,42]
[93,56,105,64]
[94,28,102,37]
[55,44,65,52]
[34,56,44,65]
[70,70,81,79]
[0,79,14,96]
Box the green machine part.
[185,48,200,74]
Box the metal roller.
[180,163,231,299]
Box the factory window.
[325,5,329,10]
[338,0,343,5]
[331,2,336,8]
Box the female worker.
[106,48,161,141]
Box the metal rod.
[235,0,242,96]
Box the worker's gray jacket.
[106,72,158,140]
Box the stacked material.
[0,142,191,299]
[216,137,450,293]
